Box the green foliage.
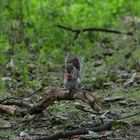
[0,0,140,93]
[112,120,130,129]
[0,119,15,137]
[0,36,9,64]
[0,82,6,92]
[0,130,15,137]
[48,101,77,114]
[0,2,140,138]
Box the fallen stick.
[36,122,112,140]
[5,122,112,140]
[2,100,31,108]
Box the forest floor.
[0,34,140,139]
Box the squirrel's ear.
[65,53,72,64]
[72,58,81,70]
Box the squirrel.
[64,55,102,112]
[64,55,82,94]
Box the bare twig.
[24,85,45,98]
[0,85,45,103]
[54,24,133,36]
[117,111,140,120]
[75,105,99,115]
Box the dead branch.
[54,24,133,36]
[0,96,20,103]
[38,122,112,140]
[0,104,16,115]
[26,90,101,115]
[75,104,99,115]
[2,100,31,108]
[24,85,45,98]
[117,111,140,120]
[0,90,101,116]
[0,85,45,104]
[5,122,112,140]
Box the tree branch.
[54,24,133,36]
[2,122,112,140]
[26,89,101,115]
[38,122,112,140]
[0,90,101,116]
